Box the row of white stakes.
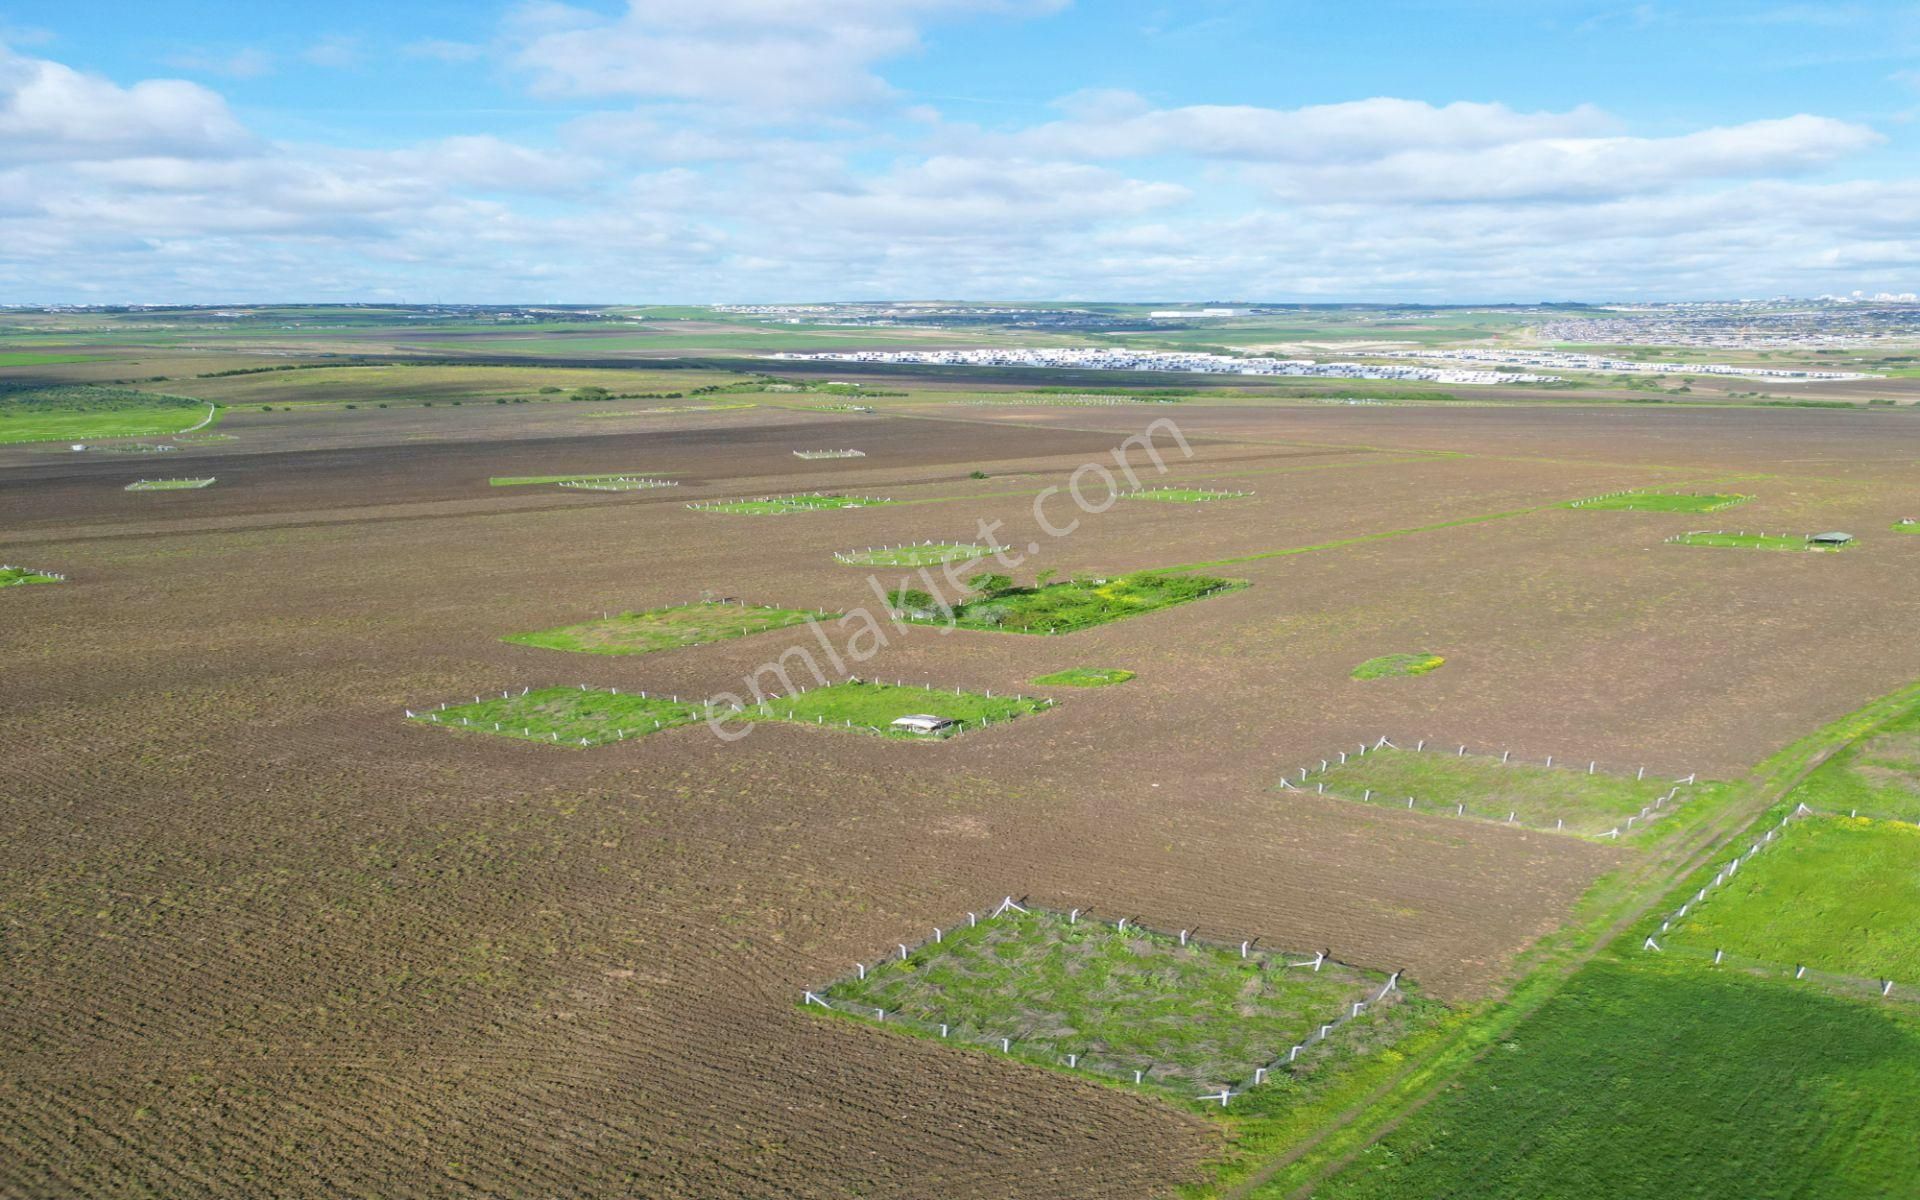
[1648,802,1901,999]
[805,898,1402,1105]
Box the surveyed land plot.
[1351,653,1444,681]
[0,384,218,444]
[689,492,893,514]
[1568,490,1751,513]
[1666,530,1840,551]
[836,542,1005,567]
[125,477,215,491]
[0,564,64,587]
[810,905,1412,1102]
[1031,667,1133,687]
[891,570,1245,635]
[409,685,706,746]
[1667,815,1920,987]
[1121,486,1252,503]
[1296,744,1698,839]
[505,601,833,656]
[1784,714,1920,823]
[741,680,1049,739]
[487,472,674,489]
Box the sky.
[4,0,1920,303]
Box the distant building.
[890,714,956,735]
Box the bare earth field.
[9,382,1920,1197]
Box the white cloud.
[506,0,1064,111]
[1250,114,1883,203]
[0,41,253,162]
[161,47,275,79]
[1007,95,1618,162]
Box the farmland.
[0,384,217,444]
[1666,815,1920,983]
[1568,489,1751,512]
[7,313,1920,1198]
[505,601,830,656]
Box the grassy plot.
[1031,667,1134,687]
[489,472,665,487]
[1894,520,1920,534]
[1668,816,1920,985]
[894,570,1245,635]
[1122,487,1252,503]
[1303,747,1697,837]
[125,477,215,491]
[504,601,830,656]
[410,686,705,746]
[690,492,893,514]
[816,906,1397,1097]
[835,542,1003,567]
[1776,714,1920,823]
[0,565,63,587]
[1569,490,1751,512]
[1312,958,1920,1200]
[745,680,1048,738]
[1351,653,1444,680]
[0,384,218,444]
[1667,531,1837,551]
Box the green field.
[489,472,668,487]
[744,680,1048,738]
[1894,520,1920,534]
[1667,531,1838,551]
[411,686,705,746]
[691,493,893,514]
[125,477,215,491]
[894,570,1244,634]
[1569,490,1751,512]
[0,384,218,444]
[1122,487,1252,503]
[1313,958,1920,1200]
[1304,747,1697,837]
[1669,816,1920,984]
[0,565,63,587]
[817,906,1401,1098]
[504,602,829,656]
[1031,667,1134,687]
[1350,653,1444,680]
[835,542,1001,567]
[1772,712,1920,822]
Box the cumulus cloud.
[506,0,1064,111]
[0,41,254,162]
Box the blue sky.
[4,1,1920,302]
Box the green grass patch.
[1350,653,1444,680]
[1569,490,1751,512]
[1313,958,1920,1200]
[1669,816,1920,984]
[1121,487,1252,502]
[689,492,894,514]
[0,352,105,367]
[1894,520,1920,534]
[0,384,218,444]
[1304,746,1699,838]
[125,477,215,491]
[742,680,1048,738]
[411,686,705,746]
[489,472,665,487]
[1031,667,1134,687]
[503,601,829,656]
[0,565,63,587]
[1667,530,1841,551]
[816,906,1414,1099]
[893,570,1245,635]
[1773,708,1920,823]
[835,542,1003,567]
